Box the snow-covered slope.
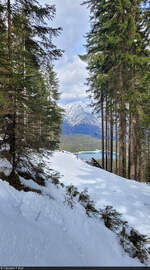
[0,179,140,267]
[0,150,149,266]
[45,151,150,240]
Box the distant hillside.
[60,134,102,153]
[61,101,101,138]
[62,121,101,138]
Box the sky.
[41,0,90,104]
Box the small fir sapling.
[66,185,79,197]
[119,226,150,263]
[50,172,62,186]
[85,201,99,216]
[78,188,90,205]
[64,185,79,208]
[51,175,60,185]
[99,206,123,231]
[78,189,98,216]
[128,229,150,263]
[99,206,150,263]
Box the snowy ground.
[0,150,149,266]
[43,151,150,241]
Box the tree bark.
[101,93,104,169]
[110,106,113,172]
[115,111,118,174]
[105,97,108,171]
[7,0,16,172]
[128,112,131,179]
[119,67,126,177]
[136,115,142,181]
[130,116,137,180]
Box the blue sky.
[41,0,90,104]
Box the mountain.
[61,101,101,138]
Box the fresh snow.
[44,151,150,241]
[0,150,149,266]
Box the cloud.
[57,55,88,103]
[50,0,90,56]
[40,0,90,103]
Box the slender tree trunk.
[12,112,16,171]
[129,67,143,181]
[119,67,126,177]
[136,115,142,181]
[130,113,142,181]
[105,97,108,171]
[101,93,104,169]
[119,112,126,177]
[108,117,111,171]
[23,32,27,142]
[137,147,142,181]
[7,0,11,60]
[115,110,118,174]
[7,0,17,172]
[110,105,113,172]
[128,112,131,179]
[130,115,137,180]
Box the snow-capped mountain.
[61,101,101,138]
[62,101,100,126]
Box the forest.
[0,0,63,178]
[0,0,150,183]
[82,0,150,182]
[0,1,150,266]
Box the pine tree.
[0,0,63,173]
[83,0,150,181]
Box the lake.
[74,150,116,162]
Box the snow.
[61,101,100,126]
[0,150,149,266]
[43,151,150,240]
[0,158,12,176]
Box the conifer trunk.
[110,106,113,172]
[119,67,126,177]
[115,111,118,174]
[137,147,142,181]
[11,112,16,171]
[105,97,108,171]
[119,113,126,177]
[130,116,137,180]
[128,112,131,179]
[7,0,11,60]
[136,115,142,181]
[7,0,16,172]
[108,118,111,171]
[101,93,104,169]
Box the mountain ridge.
[61,101,101,138]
